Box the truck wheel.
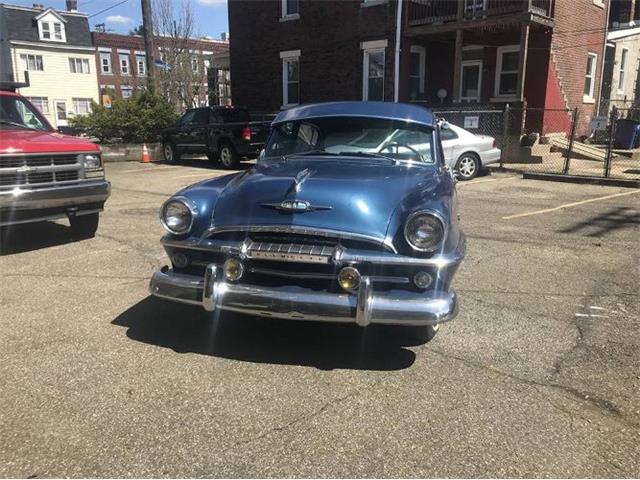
[69,213,99,239]
[219,144,239,169]
[163,143,180,163]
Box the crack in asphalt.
[223,379,383,451]
[425,347,636,428]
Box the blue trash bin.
[614,119,640,149]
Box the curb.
[522,172,640,188]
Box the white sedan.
[441,123,501,180]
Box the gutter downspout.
[394,0,403,102]
[596,0,611,116]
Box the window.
[41,22,51,39]
[584,52,598,101]
[281,0,299,18]
[192,108,210,124]
[618,48,628,93]
[265,117,435,164]
[68,57,90,74]
[280,50,300,107]
[460,60,482,102]
[26,97,49,114]
[1,95,51,131]
[121,86,133,98]
[100,53,112,74]
[53,23,63,40]
[72,98,92,115]
[440,127,458,141]
[409,46,426,101]
[119,54,130,75]
[136,56,146,76]
[20,54,44,71]
[495,45,519,97]
[191,56,199,73]
[362,47,385,101]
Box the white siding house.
[0,4,99,128]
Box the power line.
[88,0,130,18]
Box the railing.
[408,0,554,27]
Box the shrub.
[71,91,178,143]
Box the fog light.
[224,258,244,282]
[413,271,432,289]
[338,267,360,291]
[171,252,190,269]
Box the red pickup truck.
[0,81,110,242]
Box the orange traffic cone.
[141,143,151,163]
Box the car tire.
[455,153,480,180]
[163,143,180,163]
[219,143,239,169]
[69,212,99,239]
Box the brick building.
[229,0,609,135]
[92,32,229,107]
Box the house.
[228,0,609,136]
[0,1,99,128]
[92,32,229,108]
[600,0,640,112]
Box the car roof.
[273,101,435,127]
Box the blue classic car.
[150,102,465,339]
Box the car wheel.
[219,144,239,169]
[69,212,99,239]
[163,143,180,163]
[455,153,480,180]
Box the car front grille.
[0,154,81,189]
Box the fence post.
[500,103,510,168]
[563,107,579,175]
[604,106,617,178]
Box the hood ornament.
[261,199,332,213]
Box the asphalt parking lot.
[1,159,639,477]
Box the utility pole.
[141,0,156,93]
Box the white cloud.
[105,15,132,24]
[196,0,227,6]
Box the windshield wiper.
[283,150,340,159]
[0,119,34,130]
[338,151,398,164]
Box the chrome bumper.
[0,180,111,210]
[149,265,458,327]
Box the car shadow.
[0,221,79,255]
[112,296,425,371]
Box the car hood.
[212,157,440,242]
[0,129,98,154]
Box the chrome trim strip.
[0,177,101,191]
[0,163,81,174]
[203,224,397,253]
[161,232,465,269]
[0,181,111,212]
[0,151,99,157]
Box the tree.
[129,24,144,35]
[153,0,209,110]
[70,92,178,143]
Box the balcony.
[408,0,554,31]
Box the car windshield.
[0,94,52,131]
[265,116,435,163]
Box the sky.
[10,0,229,40]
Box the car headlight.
[160,198,195,235]
[404,211,445,252]
[81,153,102,171]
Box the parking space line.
[503,189,640,220]
[458,176,517,187]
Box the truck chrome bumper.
[0,180,111,210]
[149,265,458,327]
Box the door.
[186,108,210,153]
[440,126,459,167]
[54,100,68,127]
[175,109,197,150]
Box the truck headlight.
[81,153,102,171]
[404,211,445,252]
[160,198,195,235]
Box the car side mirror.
[440,121,451,130]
